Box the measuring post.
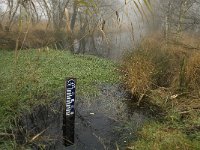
[63,78,76,146]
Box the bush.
[122,34,200,150]
[185,52,200,93]
[122,52,155,95]
[121,34,200,96]
[0,22,72,50]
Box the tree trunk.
[165,1,172,41]
[70,0,78,32]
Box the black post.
[63,78,76,146]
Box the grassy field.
[1,35,200,149]
[0,49,118,148]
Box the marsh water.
[74,26,147,60]
[17,26,151,150]
[17,84,150,150]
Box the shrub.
[122,52,155,95]
[121,34,200,96]
[185,52,200,94]
[122,34,200,150]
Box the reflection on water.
[16,84,149,150]
[73,28,147,60]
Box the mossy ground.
[0,49,118,148]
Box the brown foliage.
[121,33,200,97]
[122,53,155,95]
[0,23,56,50]
[185,52,200,92]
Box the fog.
[0,0,159,59]
[76,0,152,60]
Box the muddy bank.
[15,84,149,150]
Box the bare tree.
[159,0,200,39]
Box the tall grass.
[122,34,200,97]
[0,22,56,50]
[121,33,200,149]
[122,53,155,95]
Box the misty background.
[1,0,200,149]
[0,0,160,59]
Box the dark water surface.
[17,85,148,150]
[74,29,147,60]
